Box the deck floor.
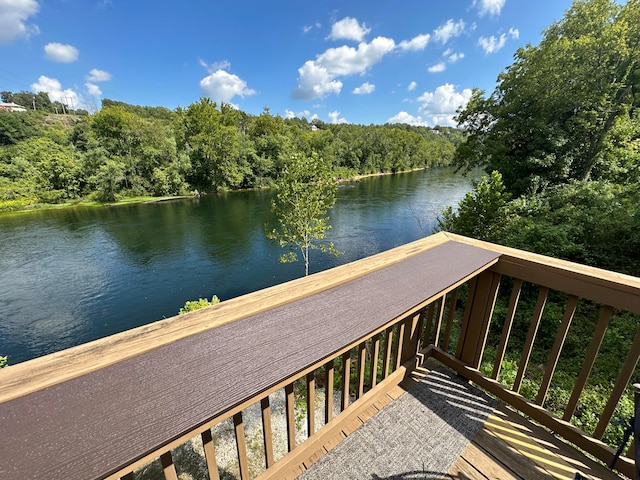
[286,364,624,480]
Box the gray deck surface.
[0,240,500,480]
[299,367,496,480]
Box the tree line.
[0,96,462,211]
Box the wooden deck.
[285,364,624,480]
[450,403,621,480]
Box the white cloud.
[447,52,465,63]
[285,109,317,120]
[474,0,506,17]
[417,83,473,126]
[200,70,256,103]
[398,33,431,51]
[407,81,417,92]
[31,75,79,107]
[44,42,79,62]
[86,68,112,82]
[353,82,375,95]
[327,17,370,42]
[433,19,465,44]
[428,62,446,73]
[303,22,322,34]
[0,0,39,44]
[387,112,428,127]
[478,29,519,54]
[292,61,343,100]
[85,82,102,97]
[478,34,504,54]
[200,59,231,73]
[293,36,395,100]
[318,37,395,76]
[328,110,348,124]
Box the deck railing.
[1,232,639,479]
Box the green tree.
[454,0,640,195]
[437,171,513,242]
[174,98,246,191]
[268,153,339,276]
[0,110,41,146]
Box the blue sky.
[0,0,575,126]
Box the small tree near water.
[267,153,339,276]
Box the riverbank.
[0,167,434,216]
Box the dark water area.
[0,167,479,364]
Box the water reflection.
[0,168,478,364]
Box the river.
[0,167,478,364]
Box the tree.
[454,0,640,195]
[437,171,513,242]
[268,153,339,276]
[174,98,245,191]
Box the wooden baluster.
[160,452,178,480]
[456,272,501,369]
[441,288,459,352]
[492,278,523,380]
[233,412,250,479]
[395,319,406,370]
[513,286,548,393]
[414,308,427,352]
[370,333,381,388]
[422,303,436,347]
[341,351,351,411]
[201,429,220,480]
[324,359,334,424]
[306,372,315,437]
[260,397,275,468]
[536,295,579,406]
[400,311,425,366]
[593,325,640,439]
[432,296,446,347]
[356,342,366,399]
[456,277,478,360]
[563,305,614,421]
[285,383,296,452]
[383,326,394,379]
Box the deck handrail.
[430,233,640,479]
[1,232,639,479]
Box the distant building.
[0,102,27,112]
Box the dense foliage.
[443,0,640,276]
[439,0,640,450]
[0,96,461,212]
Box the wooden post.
[455,271,501,369]
[400,311,425,366]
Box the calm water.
[0,168,477,364]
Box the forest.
[0,94,462,212]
